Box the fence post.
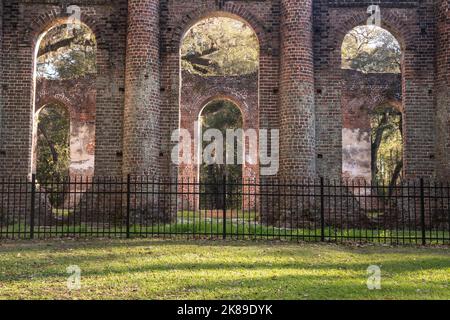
[223,175,227,240]
[320,177,325,242]
[126,174,131,239]
[420,178,426,245]
[30,174,36,240]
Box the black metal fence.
[0,175,449,245]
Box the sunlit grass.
[0,239,448,300]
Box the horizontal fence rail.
[0,175,449,245]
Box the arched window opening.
[341,25,404,185]
[199,100,243,210]
[181,17,259,77]
[178,14,260,213]
[341,25,401,74]
[32,22,97,179]
[35,103,70,206]
[37,23,96,80]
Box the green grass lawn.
[0,239,448,300]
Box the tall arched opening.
[32,21,97,180]
[177,14,260,217]
[341,25,404,187]
[199,99,244,210]
[178,14,260,181]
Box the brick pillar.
[435,0,450,180]
[0,1,3,148]
[0,2,34,178]
[279,0,316,179]
[123,0,161,176]
[260,0,316,226]
[122,1,175,224]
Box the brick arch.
[34,77,97,122]
[35,96,75,121]
[337,9,432,178]
[34,100,72,136]
[341,69,404,182]
[27,8,105,114]
[171,5,268,53]
[197,94,248,121]
[25,8,105,48]
[196,93,252,128]
[159,3,270,180]
[0,2,127,178]
[335,10,412,53]
[179,90,259,210]
[26,7,114,177]
[179,71,260,183]
[180,72,259,134]
[33,89,97,178]
[333,10,411,85]
[372,99,404,114]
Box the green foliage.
[370,104,403,186]
[35,24,95,204]
[36,104,70,205]
[181,17,259,76]
[200,100,243,209]
[342,25,401,74]
[37,24,96,80]
[201,100,243,133]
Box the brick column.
[279,0,316,179]
[0,1,3,148]
[0,2,34,178]
[123,0,161,176]
[435,0,450,180]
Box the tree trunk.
[38,124,59,164]
[388,160,403,197]
[371,113,388,185]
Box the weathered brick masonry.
[35,76,96,176]
[0,2,3,149]
[179,71,259,182]
[341,70,402,181]
[0,0,127,177]
[179,71,260,210]
[436,0,450,178]
[0,0,449,182]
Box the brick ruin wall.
[341,70,402,181]
[0,0,127,177]
[179,71,259,182]
[35,76,96,176]
[436,0,450,179]
[0,0,449,182]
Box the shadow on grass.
[0,239,449,285]
[1,260,449,300]
[159,273,448,300]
